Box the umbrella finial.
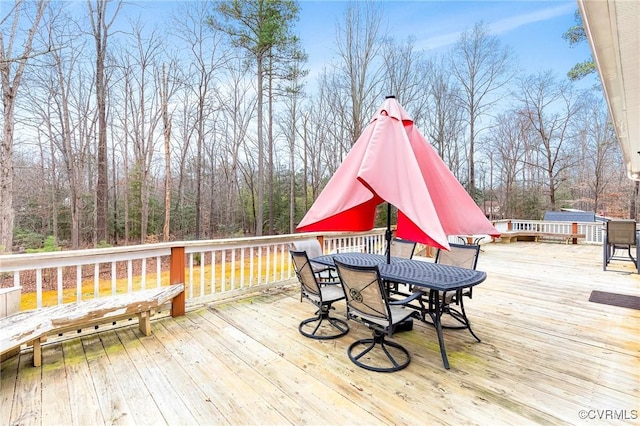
[385,95,395,99]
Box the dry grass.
[19,253,292,310]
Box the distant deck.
[2,242,639,425]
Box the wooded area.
[0,0,634,253]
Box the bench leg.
[138,311,151,336]
[32,338,42,367]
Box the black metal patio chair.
[386,237,416,259]
[334,259,418,372]
[415,243,481,341]
[292,238,336,281]
[289,250,349,340]
[385,238,416,297]
[603,219,639,272]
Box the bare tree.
[573,93,618,213]
[333,1,384,145]
[450,21,514,197]
[88,0,121,245]
[379,36,427,110]
[423,55,466,177]
[315,68,352,160]
[488,110,530,218]
[0,0,48,252]
[276,49,307,233]
[211,0,300,236]
[160,63,172,242]
[171,91,196,238]
[172,0,228,239]
[265,33,306,234]
[114,55,132,243]
[124,24,163,243]
[28,6,92,248]
[215,56,256,232]
[516,70,581,210]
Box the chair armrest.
[389,291,423,305]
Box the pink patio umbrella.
[297,96,500,258]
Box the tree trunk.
[195,88,204,239]
[267,56,274,235]
[93,0,109,245]
[0,92,16,253]
[256,56,264,236]
[0,0,47,253]
[162,64,172,242]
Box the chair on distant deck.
[334,260,419,372]
[603,219,639,272]
[292,238,335,280]
[415,243,481,341]
[289,250,349,340]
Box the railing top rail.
[0,245,173,273]
[510,219,604,225]
[0,230,389,273]
[1,222,608,274]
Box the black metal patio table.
[312,252,487,369]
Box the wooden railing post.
[170,246,185,317]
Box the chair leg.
[299,304,349,340]
[420,291,481,342]
[452,297,481,342]
[627,246,636,262]
[347,331,410,372]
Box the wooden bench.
[0,284,184,367]
[499,231,585,244]
[498,231,537,243]
[536,233,585,244]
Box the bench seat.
[537,233,586,244]
[0,284,184,367]
[499,231,585,244]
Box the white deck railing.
[0,221,607,312]
[0,231,389,311]
[493,219,605,244]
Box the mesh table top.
[312,253,486,292]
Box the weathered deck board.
[10,354,41,425]
[124,325,229,424]
[206,302,429,425]
[156,317,291,425]
[181,311,321,424]
[0,355,18,425]
[100,330,169,425]
[2,242,639,425]
[214,294,556,425]
[63,337,106,425]
[40,339,72,424]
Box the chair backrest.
[387,238,416,259]
[606,220,637,245]
[290,250,321,297]
[435,243,480,270]
[334,260,390,326]
[292,239,324,258]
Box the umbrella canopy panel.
[297,97,499,250]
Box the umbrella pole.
[386,203,392,264]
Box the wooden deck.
[2,242,639,425]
